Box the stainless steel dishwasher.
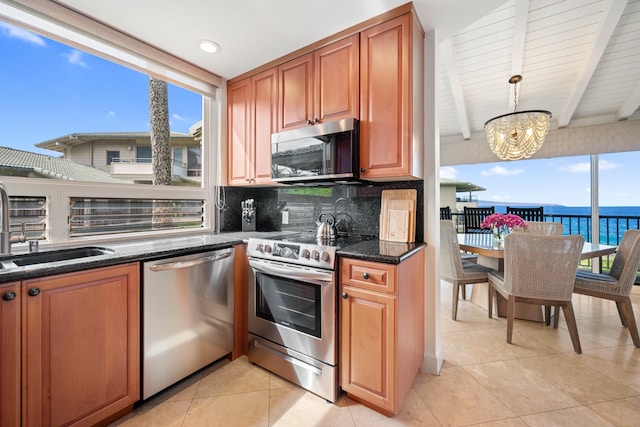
[142,247,234,399]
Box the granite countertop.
[0,231,426,283]
[337,240,427,264]
[0,231,291,283]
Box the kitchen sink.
[0,246,114,268]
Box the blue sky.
[443,151,640,207]
[0,21,202,156]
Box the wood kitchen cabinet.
[278,34,359,131]
[21,263,140,426]
[227,67,278,186]
[359,13,424,181]
[1,281,21,427]
[339,247,425,416]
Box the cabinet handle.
[360,167,366,173]
[342,292,348,299]
[362,272,369,280]
[28,288,41,297]
[2,291,16,301]
[313,118,319,124]
[307,119,312,125]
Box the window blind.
[70,198,204,237]
[9,196,47,241]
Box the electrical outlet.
[282,210,289,224]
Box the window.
[173,147,184,166]
[9,196,47,242]
[107,150,120,165]
[69,197,204,237]
[1,17,203,186]
[136,146,152,164]
[0,3,220,245]
[188,147,202,177]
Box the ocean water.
[478,204,640,244]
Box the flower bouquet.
[480,213,528,242]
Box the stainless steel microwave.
[271,118,359,185]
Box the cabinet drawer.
[340,258,396,293]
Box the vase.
[492,225,510,244]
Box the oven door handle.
[249,259,333,283]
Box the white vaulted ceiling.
[40,0,640,139]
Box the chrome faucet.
[0,183,10,255]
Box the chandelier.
[484,75,552,161]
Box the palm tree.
[149,77,171,186]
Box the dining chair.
[573,229,640,347]
[440,220,493,320]
[506,206,544,222]
[440,206,452,220]
[519,221,563,236]
[488,233,584,353]
[463,206,494,233]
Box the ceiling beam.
[557,0,628,128]
[510,0,529,111]
[617,83,640,120]
[442,38,471,139]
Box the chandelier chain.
[513,80,518,113]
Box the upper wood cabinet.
[227,67,278,186]
[278,35,359,131]
[21,263,140,426]
[359,13,424,181]
[0,282,20,427]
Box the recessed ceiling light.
[199,40,221,54]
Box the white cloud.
[440,166,457,180]
[62,49,87,67]
[560,162,590,173]
[560,159,620,174]
[599,159,621,171]
[481,165,523,176]
[491,194,511,201]
[0,22,46,46]
[172,113,188,122]
[106,111,116,118]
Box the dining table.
[457,232,618,321]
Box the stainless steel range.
[247,233,363,402]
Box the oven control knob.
[321,251,330,261]
[311,250,320,260]
[256,243,264,252]
[301,249,310,259]
[264,244,272,253]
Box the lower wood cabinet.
[1,281,21,427]
[1,263,140,427]
[339,247,425,415]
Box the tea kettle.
[316,213,337,241]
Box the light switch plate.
[282,211,289,224]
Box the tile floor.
[111,282,640,426]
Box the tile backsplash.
[217,181,424,242]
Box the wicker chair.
[440,220,493,320]
[488,233,584,353]
[574,229,640,347]
[522,221,563,236]
[463,206,494,233]
[506,206,544,222]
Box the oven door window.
[255,272,321,338]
